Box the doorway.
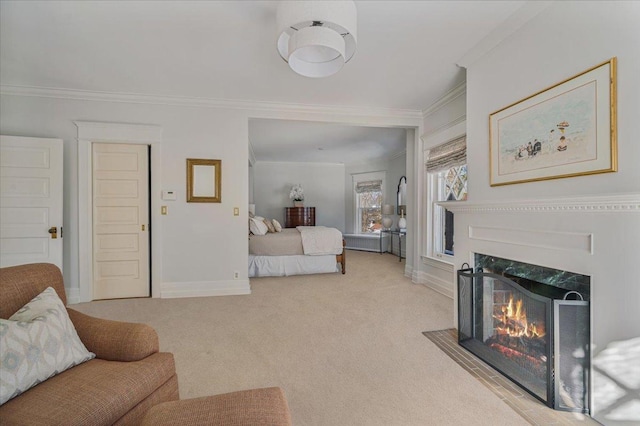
[92,143,150,299]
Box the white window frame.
[422,121,466,264]
[426,170,455,262]
[352,171,386,234]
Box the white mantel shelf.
[437,193,640,214]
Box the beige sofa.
[0,263,179,425]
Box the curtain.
[355,180,382,193]
[425,135,466,172]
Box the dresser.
[285,207,315,228]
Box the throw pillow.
[0,287,95,405]
[249,217,268,236]
[263,218,276,233]
[272,219,283,232]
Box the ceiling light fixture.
[276,1,357,78]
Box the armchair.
[0,263,179,425]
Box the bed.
[249,226,346,277]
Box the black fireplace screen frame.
[457,267,590,413]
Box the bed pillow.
[263,218,276,233]
[272,219,283,232]
[249,217,268,236]
[0,287,95,405]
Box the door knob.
[48,226,58,239]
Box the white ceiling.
[0,0,526,163]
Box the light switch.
[233,207,239,216]
[161,206,168,215]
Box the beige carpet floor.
[73,250,528,426]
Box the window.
[425,135,467,258]
[354,179,383,234]
[352,171,386,234]
[433,165,467,255]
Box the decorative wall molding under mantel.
[0,84,423,121]
[438,193,640,214]
[469,226,594,254]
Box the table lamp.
[381,204,394,230]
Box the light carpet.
[72,250,528,426]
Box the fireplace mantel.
[446,191,640,418]
[437,193,640,214]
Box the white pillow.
[249,217,268,236]
[0,287,95,405]
[272,219,283,232]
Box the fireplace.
[457,255,590,413]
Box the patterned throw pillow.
[0,287,95,405]
[272,219,283,232]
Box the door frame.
[76,121,162,302]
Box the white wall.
[252,162,345,230]
[414,88,466,297]
[461,2,640,422]
[0,91,421,300]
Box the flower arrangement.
[289,184,304,201]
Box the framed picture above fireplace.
[489,57,617,186]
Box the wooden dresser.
[285,207,315,228]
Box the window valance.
[425,135,466,172]
[355,180,382,193]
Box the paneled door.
[92,143,149,299]
[0,136,63,270]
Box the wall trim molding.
[439,193,640,214]
[422,119,467,150]
[66,287,81,305]
[422,82,466,118]
[161,280,251,298]
[0,84,423,120]
[75,121,164,302]
[413,270,454,299]
[456,1,554,68]
[469,226,594,255]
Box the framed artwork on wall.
[187,158,221,202]
[489,57,617,186]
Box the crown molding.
[0,84,423,121]
[456,1,554,69]
[438,193,640,214]
[422,81,466,119]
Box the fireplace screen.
[458,266,590,412]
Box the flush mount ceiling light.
[276,1,357,78]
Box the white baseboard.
[66,287,81,305]
[161,280,251,299]
[414,270,454,299]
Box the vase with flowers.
[289,184,304,207]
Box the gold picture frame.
[489,57,617,186]
[187,158,221,203]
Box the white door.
[92,143,149,299]
[0,136,63,270]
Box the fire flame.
[494,296,545,338]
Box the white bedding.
[296,226,343,255]
[248,254,339,277]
